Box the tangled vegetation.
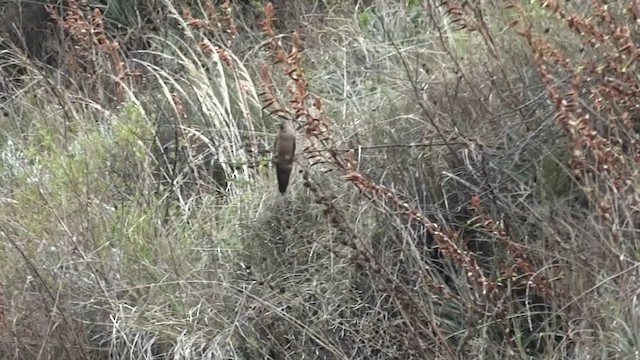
[0,0,638,359]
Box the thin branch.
[222,141,466,168]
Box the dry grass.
[0,0,638,359]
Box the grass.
[0,0,639,359]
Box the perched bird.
[273,120,296,194]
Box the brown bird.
[273,120,296,194]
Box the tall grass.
[0,0,638,359]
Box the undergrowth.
[0,0,638,359]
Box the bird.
[273,120,296,194]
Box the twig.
[222,141,466,168]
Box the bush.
[0,0,638,359]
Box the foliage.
[0,0,638,359]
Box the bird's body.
[274,121,296,194]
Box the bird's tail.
[276,165,293,194]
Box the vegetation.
[0,0,639,358]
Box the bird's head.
[279,120,294,131]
